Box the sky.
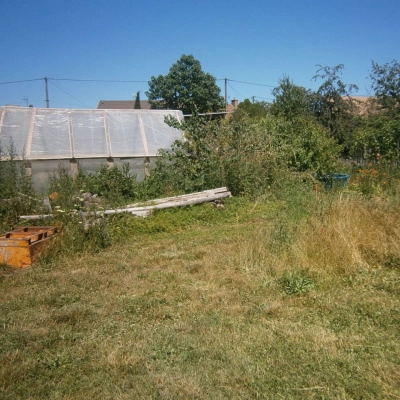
[1,0,399,109]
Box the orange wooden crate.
[0,226,59,268]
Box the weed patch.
[280,270,317,295]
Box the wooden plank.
[19,188,231,220]
[125,187,230,208]
[102,190,231,216]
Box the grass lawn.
[1,194,399,399]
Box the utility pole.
[44,77,49,108]
[225,78,228,110]
[251,96,255,103]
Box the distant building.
[97,100,152,109]
[344,96,376,116]
[227,98,239,112]
[98,98,239,118]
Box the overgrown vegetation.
[1,58,400,398]
[1,190,400,399]
[0,143,39,232]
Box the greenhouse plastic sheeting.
[0,106,183,160]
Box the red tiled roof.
[97,100,152,109]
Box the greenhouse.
[0,106,183,192]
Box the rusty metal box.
[0,226,59,268]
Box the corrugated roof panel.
[30,109,71,159]
[0,107,33,157]
[140,110,181,154]
[0,106,183,160]
[107,111,145,157]
[71,110,108,158]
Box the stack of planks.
[19,187,231,220]
[102,187,231,217]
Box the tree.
[134,91,141,109]
[146,54,224,115]
[370,59,400,115]
[270,76,314,120]
[259,114,342,177]
[312,64,359,146]
[352,116,400,162]
[236,98,269,119]
[352,60,400,162]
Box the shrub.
[46,164,112,254]
[146,114,341,199]
[82,163,139,205]
[0,143,38,232]
[348,162,396,196]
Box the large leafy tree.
[312,64,359,146]
[370,59,400,115]
[146,54,224,115]
[237,98,269,119]
[270,76,314,119]
[352,116,400,162]
[352,60,400,162]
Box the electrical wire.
[0,76,283,106]
[1,76,275,87]
[0,78,43,85]
[252,95,274,101]
[49,80,92,108]
[52,78,148,83]
[219,78,276,88]
[227,82,245,100]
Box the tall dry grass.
[1,193,399,399]
[235,193,400,280]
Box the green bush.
[0,143,38,232]
[145,114,341,199]
[348,162,397,196]
[46,164,112,255]
[82,163,139,205]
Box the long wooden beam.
[19,187,231,220]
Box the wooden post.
[24,161,32,177]
[144,157,150,177]
[70,159,79,178]
[107,157,114,169]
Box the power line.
[52,78,148,83]
[222,78,276,88]
[0,78,43,85]
[0,77,149,108]
[1,76,274,87]
[1,76,279,108]
[49,80,92,108]
[227,82,245,99]
[0,77,149,85]
[252,95,274,101]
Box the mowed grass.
[1,192,400,399]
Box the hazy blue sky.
[1,0,399,109]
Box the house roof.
[97,100,152,110]
[344,96,377,115]
[98,99,238,117]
